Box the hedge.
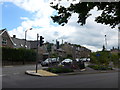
[90,51,119,66]
[2,47,36,62]
[46,66,74,73]
[88,65,113,70]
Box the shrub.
[46,66,74,73]
[2,47,36,62]
[90,51,111,65]
[88,65,113,70]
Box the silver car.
[41,57,60,66]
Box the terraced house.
[0,28,14,48]
[0,28,91,60]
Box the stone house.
[0,29,14,48]
[11,35,31,49]
[0,29,91,61]
[0,29,31,49]
[61,42,91,59]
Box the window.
[2,38,7,45]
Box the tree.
[50,2,120,28]
[90,51,111,65]
[102,45,105,51]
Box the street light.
[24,28,32,48]
[23,28,32,65]
[105,35,107,50]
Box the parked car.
[62,59,73,63]
[80,58,90,62]
[76,58,81,62]
[41,57,60,66]
[59,59,73,66]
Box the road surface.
[1,65,118,88]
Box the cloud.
[2,0,118,52]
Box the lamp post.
[105,35,107,51]
[23,28,32,65]
[24,28,32,48]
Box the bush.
[90,51,111,65]
[88,65,113,70]
[46,66,74,73]
[2,47,36,62]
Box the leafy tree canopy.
[50,2,120,28]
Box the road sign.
[96,53,100,56]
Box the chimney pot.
[13,35,16,38]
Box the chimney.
[13,35,16,38]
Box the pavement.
[25,67,119,77]
[25,69,58,77]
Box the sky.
[0,0,118,52]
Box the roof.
[11,37,31,49]
[0,28,15,45]
[29,41,38,49]
[0,28,6,35]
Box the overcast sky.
[0,0,118,52]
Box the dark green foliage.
[47,43,52,52]
[102,45,105,51]
[2,47,36,62]
[90,51,119,66]
[90,51,111,65]
[66,54,73,59]
[47,66,74,73]
[111,53,119,66]
[88,65,113,70]
[51,53,58,58]
[50,2,120,28]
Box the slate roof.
[0,28,15,45]
[11,37,31,49]
[0,30,4,34]
[0,28,6,35]
[29,41,38,49]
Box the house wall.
[62,43,73,55]
[61,43,91,58]
[2,32,13,48]
[0,35,2,47]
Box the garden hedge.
[2,47,36,62]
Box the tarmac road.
[1,65,119,88]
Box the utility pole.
[36,33,39,73]
[72,45,76,61]
[72,45,78,69]
[56,40,59,62]
[118,24,120,50]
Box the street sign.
[96,53,100,56]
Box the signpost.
[96,53,101,57]
[96,53,101,64]
[36,35,44,73]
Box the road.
[1,65,119,88]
